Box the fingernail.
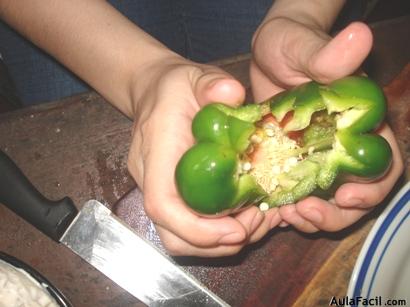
[303,209,323,223]
[343,198,362,207]
[250,211,264,233]
[278,221,289,228]
[218,232,245,244]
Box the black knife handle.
[0,150,78,241]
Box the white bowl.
[347,181,410,306]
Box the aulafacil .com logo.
[329,296,407,306]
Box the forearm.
[264,0,346,31]
[0,0,175,117]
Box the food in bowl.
[0,257,59,307]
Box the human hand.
[251,17,404,232]
[126,54,281,256]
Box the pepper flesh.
[175,76,392,215]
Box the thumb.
[305,22,373,83]
[193,67,246,107]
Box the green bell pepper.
[175,76,392,215]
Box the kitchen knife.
[0,150,229,307]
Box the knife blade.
[0,150,229,306]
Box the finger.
[335,125,404,208]
[305,22,373,83]
[193,65,246,107]
[234,206,265,236]
[248,208,282,243]
[279,204,320,233]
[155,224,245,257]
[127,124,145,188]
[295,197,371,232]
[144,183,252,247]
[250,61,285,102]
[155,206,269,257]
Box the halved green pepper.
[175,76,392,215]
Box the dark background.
[0,0,409,113]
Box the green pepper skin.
[336,131,392,177]
[175,104,266,215]
[175,143,239,214]
[191,104,259,152]
[176,76,393,214]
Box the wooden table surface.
[0,16,409,307]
